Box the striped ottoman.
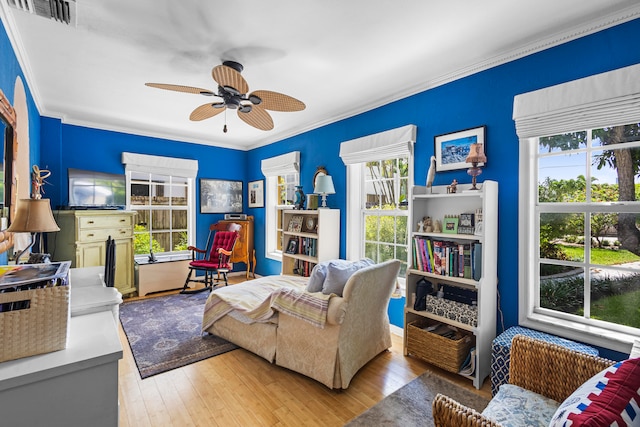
[491,326,598,396]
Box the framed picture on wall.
[248,180,264,208]
[200,178,243,213]
[434,126,486,171]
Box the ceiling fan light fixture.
[226,98,240,109]
[249,94,262,105]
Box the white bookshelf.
[404,180,498,389]
[281,209,340,276]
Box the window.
[363,158,410,276]
[340,125,415,284]
[122,152,197,261]
[261,152,300,260]
[129,172,189,256]
[515,64,640,352]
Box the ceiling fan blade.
[212,65,249,95]
[145,83,215,96]
[189,103,226,121]
[237,106,274,131]
[250,90,305,112]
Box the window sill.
[135,253,190,265]
[521,312,637,355]
[266,251,283,262]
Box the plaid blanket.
[202,275,333,331]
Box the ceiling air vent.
[7,0,76,26]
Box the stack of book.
[412,236,482,280]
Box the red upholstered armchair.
[181,223,240,294]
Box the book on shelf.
[293,259,316,277]
[473,243,482,281]
[459,347,476,376]
[412,236,481,281]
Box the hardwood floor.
[118,277,491,426]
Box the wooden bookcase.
[404,180,498,389]
[281,209,340,276]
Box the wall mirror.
[0,89,16,254]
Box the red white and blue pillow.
[549,357,640,426]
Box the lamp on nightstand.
[313,175,336,208]
[7,198,60,263]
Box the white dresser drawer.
[78,214,134,230]
[79,227,132,241]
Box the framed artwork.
[434,126,486,171]
[248,180,264,208]
[285,238,299,254]
[442,217,459,234]
[200,178,243,213]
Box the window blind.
[339,124,416,165]
[513,63,640,138]
[261,151,300,177]
[121,152,198,178]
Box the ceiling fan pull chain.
[223,108,228,133]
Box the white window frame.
[122,152,197,263]
[514,64,640,353]
[261,152,300,261]
[340,125,416,286]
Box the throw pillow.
[481,384,560,427]
[322,258,374,296]
[306,259,354,292]
[549,357,640,427]
[306,263,327,293]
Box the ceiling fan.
[145,61,305,132]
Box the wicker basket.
[406,318,473,373]
[0,285,69,362]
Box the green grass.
[561,245,640,265]
[584,289,640,328]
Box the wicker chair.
[432,334,615,427]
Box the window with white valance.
[122,152,198,260]
[261,151,300,261]
[515,63,640,353]
[340,125,415,280]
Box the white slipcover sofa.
[202,259,401,389]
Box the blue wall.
[245,18,640,353]
[2,16,640,358]
[39,118,247,259]
[0,19,40,264]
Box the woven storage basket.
[0,285,69,362]
[406,318,473,373]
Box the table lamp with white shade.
[313,175,336,208]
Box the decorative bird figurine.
[426,155,436,193]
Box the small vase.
[294,186,306,210]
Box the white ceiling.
[2,0,640,150]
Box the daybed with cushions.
[201,259,401,389]
[433,334,640,427]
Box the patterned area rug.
[345,370,490,426]
[119,292,238,379]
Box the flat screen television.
[68,168,126,208]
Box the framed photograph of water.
[434,126,486,171]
